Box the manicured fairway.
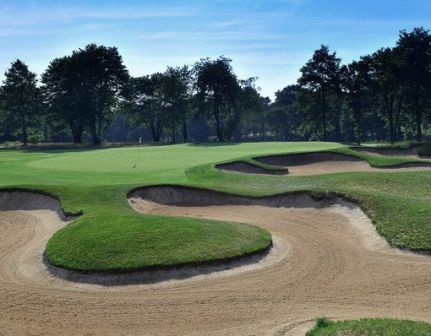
[307,318,431,336]
[1,141,431,272]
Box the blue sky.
[0,0,430,99]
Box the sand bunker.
[0,186,431,335]
[216,161,289,175]
[354,146,431,159]
[0,190,66,216]
[249,151,431,176]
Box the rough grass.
[1,141,431,272]
[306,318,431,336]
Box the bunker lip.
[353,146,431,160]
[216,161,289,175]
[127,184,340,207]
[128,185,431,256]
[246,151,431,176]
[42,238,285,286]
[0,188,81,220]
[253,150,430,167]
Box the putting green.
[27,142,341,173]
[0,141,430,272]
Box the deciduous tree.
[2,60,40,146]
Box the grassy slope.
[1,141,430,271]
[306,318,431,336]
[361,140,431,157]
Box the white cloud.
[0,5,198,27]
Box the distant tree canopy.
[194,56,241,142]
[0,27,431,145]
[42,44,129,145]
[1,60,41,145]
[126,66,192,143]
[298,45,341,141]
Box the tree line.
[1,27,430,145]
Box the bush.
[28,131,45,144]
[418,145,431,157]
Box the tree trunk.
[394,99,403,142]
[182,121,188,143]
[415,97,422,142]
[171,111,176,144]
[386,96,395,144]
[91,133,101,145]
[91,124,101,145]
[321,91,327,141]
[213,101,224,142]
[353,105,362,145]
[71,127,83,144]
[72,133,82,144]
[149,126,160,142]
[22,114,28,146]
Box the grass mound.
[307,318,431,336]
[45,208,271,273]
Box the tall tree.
[298,45,341,140]
[397,27,431,141]
[1,60,40,146]
[42,56,87,143]
[238,79,269,141]
[369,48,403,144]
[162,66,192,143]
[127,74,168,142]
[270,85,303,140]
[341,57,373,143]
[43,44,129,145]
[73,44,129,145]
[194,56,240,142]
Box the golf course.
[1,0,431,333]
[1,142,431,335]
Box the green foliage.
[418,144,431,157]
[1,60,41,146]
[298,45,341,141]
[315,317,332,329]
[306,318,431,336]
[127,66,192,143]
[2,27,431,145]
[28,130,45,144]
[42,44,129,145]
[194,56,241,142]
[273,27,431,144]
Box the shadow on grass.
[187,142,243,147]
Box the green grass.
[46,209,271,272]
[1,141,431,272]
[306,318,431,335]
[362,140,422,150]
[362,140,431,157]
